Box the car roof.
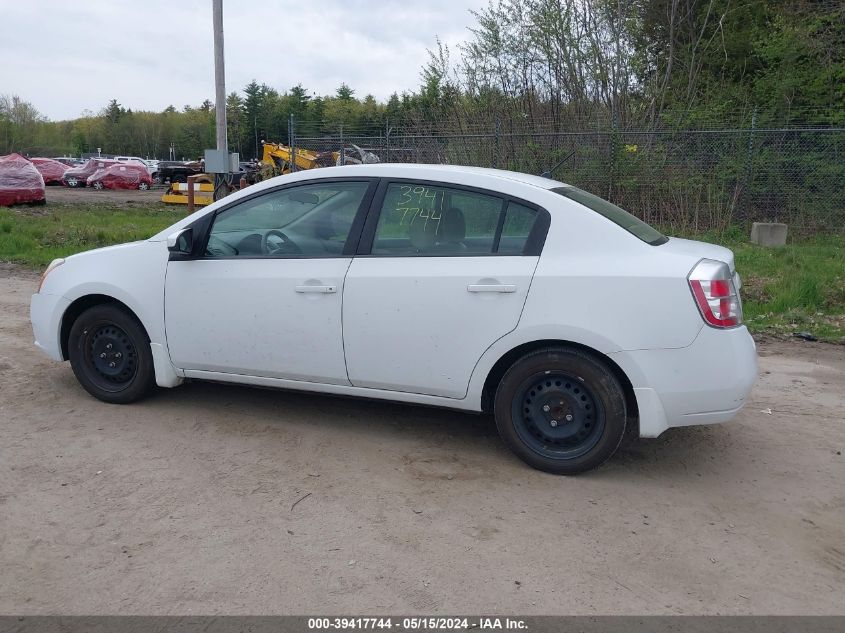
[262,163,567,190]
[304,163,568,191]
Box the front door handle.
[295,285,337,294]
[467,284,517,293]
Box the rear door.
[342,180,549,399]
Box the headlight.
[37,258,65,293]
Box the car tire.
[138,182,150,190]
[67,304,156,404]
[493,347,627,474]
[66,178,79,188]
[92,182,104,190]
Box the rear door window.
[369,182,546,256]
[371,183,502,256]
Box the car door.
[164,179,375,384]
[343,180,549,399]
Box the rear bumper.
[610,325,757,438]
[30,292,70,362]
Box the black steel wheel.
[68,304,156,404]
[494,347,627,474]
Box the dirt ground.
[0,266,843,615]
[45,185,166,206]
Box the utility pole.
[212,0,228,200]
[212,0,227,154]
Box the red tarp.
[87,163,153,190]
[31,157,69,185]
[62,159,119,187]
[0,153,46,206]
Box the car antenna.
[540,150,576,179]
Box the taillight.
[688,259,742,328]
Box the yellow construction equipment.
[160,175,215,206]
[260,142,380,176]
[162,143,381,205]
[260,143,338,175]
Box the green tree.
[335,83,355,101]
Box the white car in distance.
[114,156,156,177]
[30,164,757,474]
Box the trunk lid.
[660,237,740,289]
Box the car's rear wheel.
[67,304,156,404]
[494,347,627,474]
[92,181,104,190]
[66,177,79,188]
[138,182,150,190]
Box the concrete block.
[750,222,788,247]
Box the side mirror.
[167,228,193,255]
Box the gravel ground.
[0,266,843,615]
[45,185,167,206]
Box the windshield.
[552,186,667,245]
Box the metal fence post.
[493,118,500,169]
[741,110,758,222]
[609,115,620,200]
[288,113,296,172]
[340,123,345,166]
[385,120,391,163]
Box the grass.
[672,226,845,342]
[1,202,843,342]
[0,202,184,268]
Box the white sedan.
[30,164,757,474]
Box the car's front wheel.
[494,347,627,474]
[68,304,156,404]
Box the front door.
[165,179,374,384]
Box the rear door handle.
[467,284,517,293]
[295,285,337,294]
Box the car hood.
[65,240,146,262]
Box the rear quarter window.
[498,202,538,255]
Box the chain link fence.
[289,118,845,233]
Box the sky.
[0,0,486,121]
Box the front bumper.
[610,325,758,437]
[30,292,71,362]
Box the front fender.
[62,281,161,341]
[41,240,181,388]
